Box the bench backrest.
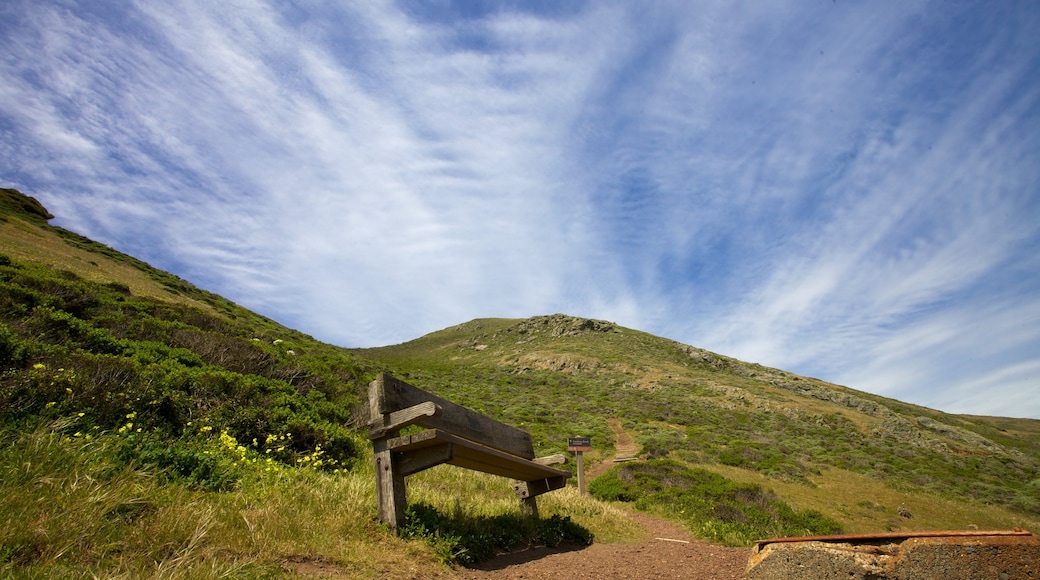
[369,372,536,460]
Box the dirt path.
[454,509,750,579]
[455,420,750,579]
[588,418,639,480]
[608,418,640,460]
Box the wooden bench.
[367,372,569,532]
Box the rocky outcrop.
[676,343,1014,458]
[746,532,1040,579]
[915,416,1009,455]
[512,352,602,373]
[505,314,618,338]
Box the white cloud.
[935,360,1040,418]
[1,0,1038,416]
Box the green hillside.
[1,187,1037,578]
[0,188,618,577]
[358,315,1040,531]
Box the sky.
[1,1,1038,419]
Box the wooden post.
[373,436,407,532]
[568,436,592,496]
[519,493,539,518]
[370,375,407,533]
[576,451,586,495]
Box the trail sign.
[568,436,591,451]
[568,436,591,495]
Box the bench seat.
[387,429,570,482]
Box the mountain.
[1,186,1037,577]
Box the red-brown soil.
[449,417,750,579]
[454,509,750,580]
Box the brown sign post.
[568,436,591,495]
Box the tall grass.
[405,459,638,541]
[0,423,431,578]
[692,462,1040,535]
[0,422,644,578]
[0,423,247,578]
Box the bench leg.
[374,441,407,533]
[520,496,539,518]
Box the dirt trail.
[455,509,750,579]
[455,421,750,579]
[608,418,640,460]
[588,418,640,480]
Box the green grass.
[0,252,367,472]
[0,421,638,578]
[689,463,1040,535]
[0,422,265,578]
[361,316,1040,520]
[589,460,842,546]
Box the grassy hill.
[1,187,1037,577]
[0,188,625,578]
[357,316,1040,533]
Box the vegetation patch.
[401,502,592,566]
[0,253,366,474]
[590,460,841,546]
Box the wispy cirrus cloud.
[1,0,1037,416]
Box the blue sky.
[2,1,1039,418]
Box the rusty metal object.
[755,528,1033,547]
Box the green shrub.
[588,472,638,502]
[536,514,593,547]
[26,305,126,355]
[591,460,841,546]
[0,253,366,474]
[401,502,593,566]
[0,323,26,368]
[115,431,241,492]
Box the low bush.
[401,501,593,566]
[0,255,367,472]
[591,460,841,546]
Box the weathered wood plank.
[369,401,442,439]
[373,438,406,531]
[514,476,568,500]
[372,373,535,459]
[387,429,569,482]
[533,453,567,466]
[398,443,453,476]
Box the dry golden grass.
[0,220,207,309]
[689,462,1040,536]
[407,462,643,544]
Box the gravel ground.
[455,510,751,580]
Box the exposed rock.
[746,533,1040,579]
[916,416,1008,455]
[676,341,1014,458]
[506,314,616,338]
[512,352,601,373]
